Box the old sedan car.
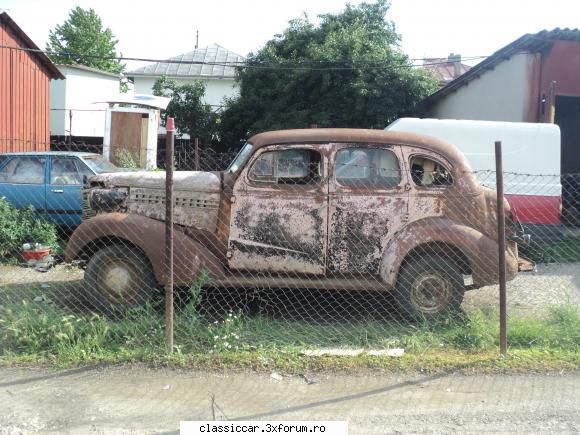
[0,152,121,229]
[66,129,523,318]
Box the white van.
[386,118,562,234]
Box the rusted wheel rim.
[410,272,452,313]
[99,258,139,304]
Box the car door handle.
[51,189,64,193]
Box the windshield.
[82,155,121,173]
[227,143,254,174]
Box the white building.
[127,43,244,111]
[50,65,121,139]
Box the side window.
[51,157,93,185]
[0,157,46,184]
[410,156,453,187]
[336,148,401,187]
[249,149,321,185]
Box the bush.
[0,198,58,260]
[114,149,139,169]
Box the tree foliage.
[152,76,216,143]
[46,6,124,74]
[219,0,437,144]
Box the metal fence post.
[495,140,508,356]
[194,137,200,171]
[165,117,176,353]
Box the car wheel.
[395,255,464,319]
[85,244,158,315]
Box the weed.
[0,199,58,261]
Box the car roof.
[247,128,473,171]
[0,151,100,157]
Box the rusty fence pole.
[165,117,176,353]
[495,140,508,356]
[194,137,200,171]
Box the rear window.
[410,156,453,187]
[83,155,121,173]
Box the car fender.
[379,217,517,288]
[65,213,225,286]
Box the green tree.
[219,0,437,144]
[46,6,124,74]
[152,76,217,143]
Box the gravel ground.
[464,262,580,316]
[1,262,579,317]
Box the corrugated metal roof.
[0,11,64,80]
[127,43,245,79]
[423,28,580,106]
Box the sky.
[1,0,580,70]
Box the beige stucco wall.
[131,76,238,109]
[427,53,534,122]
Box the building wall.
[132,76,238,109]
[0,21,51,152]
[50,66,120,137]
[428,53,532,122]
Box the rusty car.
[65,129,525,318]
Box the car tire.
[395,255,465,320]
[84,244,158,315]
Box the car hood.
[89,171,221,193]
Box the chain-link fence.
[0,138,579,365]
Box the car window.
[410,156,453,187]
[336,148,401,187]
[51,157,93,185]
[249,149,322,185]
[0,157,46,184]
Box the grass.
[0,295,578,372]
[520,237,580,263]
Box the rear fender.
[65,213,225,286]
[380,217,516,288]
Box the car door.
[0,156,47,213]
[46,156,94,228]
[327,144,409,275]
[228,144,329,275]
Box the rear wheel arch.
[380,219,482,288]
[401,241,472,276]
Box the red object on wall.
[0,12,64,153]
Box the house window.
[336,148,401,187]
[410,156,453,187]
[249,149,322,185]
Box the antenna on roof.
[195,30,199,49]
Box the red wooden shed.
[0,11,64,152]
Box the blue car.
[0,152,121,229]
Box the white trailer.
[386,118,562,231]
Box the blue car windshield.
[83,155,121,173]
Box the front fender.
[380,217,518,288]
[66,213,225,286]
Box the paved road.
[0,366,578,434]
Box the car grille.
[82,189,96,221]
